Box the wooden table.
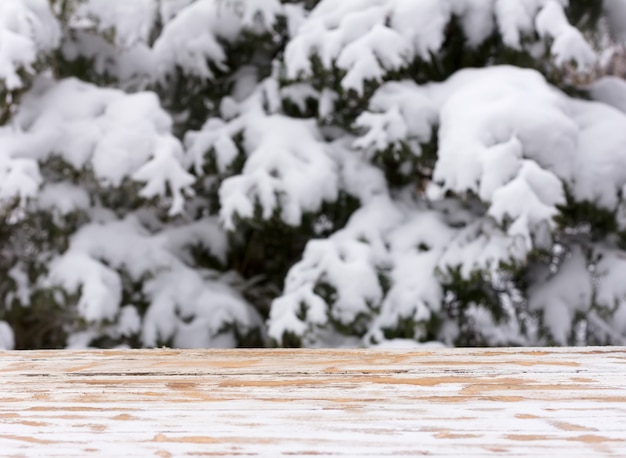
[1,347,625,457]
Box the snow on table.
[0,347,625,457]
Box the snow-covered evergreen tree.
[2,0,626,349]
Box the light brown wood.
[1,347,625,456]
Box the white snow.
[535,0,595,69]
[7,264,31,307]
[0,321,15,350]
[529,247,593,344]
[116,305,142,337]
[270,54,626,346]
[367,211,455,342]
[0,0,60,90]
[4,76,193,215]
[37,182,91,215]
[159,0,196,23]
[48,214,260,346]
[353,107,410,154]
[355,67,574,249]
[221,114,338,227]
[356,65,626,241]
[70,0,157,47]
[3,0,626,350]
[335,142,388,203]
[153,0,281,81]
[59,0,284,88]
[49,251,122,322]
[589,76,626,114]
[0,149,41,203]
[285,0,596,92]
[61,30,155,90]
[570,99,626,209]
[591,246,626,339]
[187,86,339,229]
[438,218,529,281]
[269,195,403,345]
[604,0,626,42]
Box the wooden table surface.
[1,347,625,457]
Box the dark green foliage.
[5,0,625,350]
[227,192,359,319]
[276,330,303,348]
[440,267,515,346]
[2,290,70,349]
[54,43,118,88]
[565,0,605,31]
[555,192,618,242]
[158,30,282,135]
[369,127,439,190]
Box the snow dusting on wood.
[1,347,625,456]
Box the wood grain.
[1,347,625,456]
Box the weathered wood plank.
[1,347,625,457]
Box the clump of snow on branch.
[437,216,529,281]
[0,0,60,91]
[48,215,261,347]
[365,208,455,343]
[4,0,626,351]
[0,147,41,205]
[153,0,282,81]
[356,66,626,247]
[4,76,193,214]
[285,0,596,93]
[593,246,626,344]
[62,0,285,87]
[535,0,595,69]
[354,79,436,146]
[186,85,339,229]
[589,76,626,114]
[37,182,90,217]
[569,99,626,212]
[429,68,569,248]
[69,0,156,47]
[62,0,157,87]
[159,0,196,23]
[268,190,532,346]
[529,247,592,344]
[269,195,401,346]
[271,62,626,347]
